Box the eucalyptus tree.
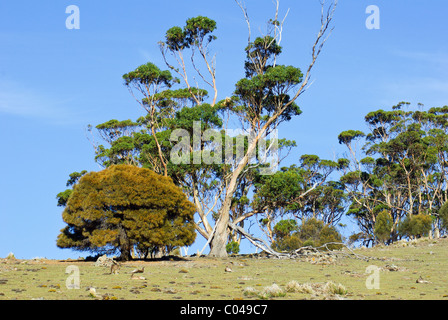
[251,154,347,244]
[339,102,448,243]
[62,1,338,258]
[204,1,337,257]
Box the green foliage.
[56,189,72,207]
[273,219,298,239]
[165,26,187,50]
[439,202,448,231]
[253,155,347,228]
[147,88,208,107]
[163,16,217,51]
[399,214,432,238]
[57,171,88,207]
[184,16,217,45]
[271,219,300,252]
[374,210,393,243]
[57,165,196,260]
[226,241,240,255]
[244,36,282,77]
[337,130,365,145]
[348,232,370,246]
[272,233,302,252]
[253,170,302,211]
[297,218,343,250]
[233,64,303,124]
[123,62,174,87]
[66,170,88,187]
[340,103,448,243]
[272,218,343,252]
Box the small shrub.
[226,241,240,254]
[303,239,314,247]
[285,280,314,294]
[259,283,286,299]
[285,280,301,293]
[323,281,347,295]
[243,287,258,297]
[6,252,15,259]
[298,283,315,294]
[298,218,343,250]
[272,220,302,252]
[272,234,302,252]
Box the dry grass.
[285,280,314,294]
[1,237,448,300]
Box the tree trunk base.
[208,231,228,258]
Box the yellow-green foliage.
[439,202,448,231]
[398,214,432,238]
[272,218,343,251]
[57,164,196,259]
[374,210,393,243]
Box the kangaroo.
[110,261,120,274]
[130,266,145,279]
[131,266,144,274]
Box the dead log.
[228,222,378,261]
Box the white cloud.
[0,79,87,125]
[387,77,448,94]
[375,50,448,107]
[392,50,448,68]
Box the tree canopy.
[57,165,196,260]
[339,102,448,245]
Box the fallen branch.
[304,242,379,261]
[229,222,380,261]
[228,222,284,258]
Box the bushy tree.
[374,210,393,244]
[297,218,343,250]
[57,165,196,260]
[439,202,448,232]
[398,214,432,239]
[272,218,342,252]
[271,219,301,252]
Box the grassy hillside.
[1,237,447,300]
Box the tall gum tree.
[80,1,338,258]
[206,0,337,257]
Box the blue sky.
[0,1,447,259]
